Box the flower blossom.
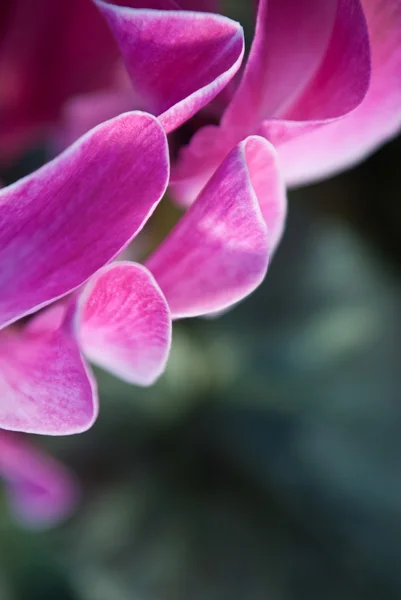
[0,0,245,163]
[170,0,400,201]
[0,124,282,435]
[0,431,78,527]
[46,0,400,216]
[0,0,399,438]
[0,0,288,435]
[0,111,169,434]
[0,62,283,435]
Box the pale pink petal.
[77,262,171,386]
[243,137,287,254]
[0,431,78,527]
[0,111,169,329]
[171,0,371,204]
[170,123,233,206]
[0,306,97,435]
[95,1,244,133]
[224,0,370,128]
[223,0,335,129]
[276,0,401,185]
[147,136,284,319]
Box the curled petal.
[171,0,371,204]
[95,0,244,133]
[0,307,97,435]
[0,111,169,329]
[277,0,401,184]
[77,262,172,386]
[223,0,371,129]
[147,136,284,319]
[242,137,287,254]
[0,431,78,527]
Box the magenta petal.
[276,0,401,185]
[147,136,284,319]
[223,0,370,130]
[171,0,372,204]
[95,1,244,133]
[0,308,97,435]
[78,262,172,386]
[225,0,373,183]
[0,432,78,527]
[0,111,169,329]
[170,123,233,206]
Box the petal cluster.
[170,0,374,202]
[0,115,280,434]
[0,111,169,434]
[0,0,399,439]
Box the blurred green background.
[1,131,401,600]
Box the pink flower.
[3,0,396,438]
[0,83,283,436]
[56,0,399,212]
[0,4,285,436]
[0,0,244,163]
[0,130,282,435]
[0,430,78,527]
[169,0,401,201]
[0,111,170,434]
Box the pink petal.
[0,306,97,435]
[224,0,370,128]
[147,136,284,319]
[223,0,335,129]
[77,262,171,386]
[170,123,234,206]
[0,111,169,329]
[276,0,401,185]
[0,0,119,162]
[0,431,78,527]
[95,0,244,133]
[171,0,371,204]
